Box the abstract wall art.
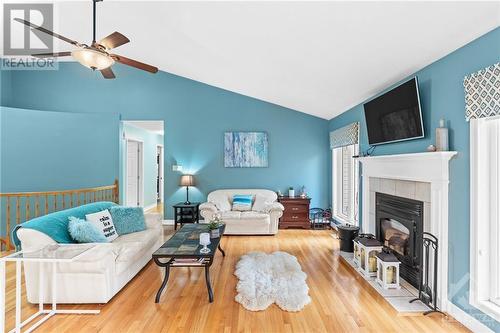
[224,132,268,168]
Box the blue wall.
[121,123,164,208]
[1,63,329,219]
[0,107,119,191]
[328,27,500,330]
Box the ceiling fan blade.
[110,54,158,73]
[98,32,130,50]
[14,18,80,46]
[31,51,71,58]
[100,67,116,79]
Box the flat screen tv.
[363,77,424,145]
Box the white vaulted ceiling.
[4,1,500,119]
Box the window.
[332,144,359,225]
[470,116,500,321]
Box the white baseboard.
[162,219,174,226]
[447,301,494,333]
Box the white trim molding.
[358,151,457,313]
[447,302,494,333]
[470,117,500,323]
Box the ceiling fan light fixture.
[71,48,114,70]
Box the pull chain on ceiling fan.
[15,0,158,79]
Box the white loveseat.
[199,189,284,235]
[16,213,162,304]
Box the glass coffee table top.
[4,244,95,262]
[153,223,225,258]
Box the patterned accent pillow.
[232,194,253,211]
[85,210,118,241]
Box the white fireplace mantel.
[358,151,457,312]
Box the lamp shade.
[180,174,195,187]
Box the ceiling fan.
[15,0,158,79]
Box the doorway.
[126,139,144,207]
[121,120,164,212]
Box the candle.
[200,233,211,246]
[369,257,377,272]
[386,266,394,284]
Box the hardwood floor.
[4,229,469,333]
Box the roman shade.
[330,122,359,149]
[464,62,500,121]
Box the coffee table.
[152,223,226,303]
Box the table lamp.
[179,174,195,204]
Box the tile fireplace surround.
[358,151,457,312]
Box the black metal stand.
[410,232,444,316]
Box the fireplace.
[375,192,423,288]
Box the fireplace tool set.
[410,232,444,316]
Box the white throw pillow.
[85,210,118,242]
[213,197,231,212]
[252,195,269,212]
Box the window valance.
[330,122,359,149]
[464,62,500,121]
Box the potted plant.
[288,186,295,198]
[208,214,223,238]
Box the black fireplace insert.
[375,192,423,288]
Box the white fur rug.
[234,251,311,312]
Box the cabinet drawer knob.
[292,216,298,219]
[292,207,299,211]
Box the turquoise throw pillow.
[232,194,253,211]
[68,216,108,243]
[109,206,146,235]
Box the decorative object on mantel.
[435,118,449,151]
[330,122,359,149]
[426,144,437,152]
[410,232,444,316]
[376,248,401,290]
[288,187,295,198]
[224,132,268,167]
[463,62,499,121]
[353,234,383,277]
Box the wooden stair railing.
[0,179,119,251]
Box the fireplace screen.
[380,218,410,256]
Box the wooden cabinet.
[278,197,311,229]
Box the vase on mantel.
[435,118,449,151]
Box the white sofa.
[16,213,163,304]
[199,189,284,235]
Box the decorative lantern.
[376,249,401,289]
[356,236,383,277]
[353,234,376,269]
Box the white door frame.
[125,137,144,207]
[156,144,164,203]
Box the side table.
[0,244,100,333]
[173,202,200,230]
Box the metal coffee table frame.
[152,224,226,303]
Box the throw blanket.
[12,201,117,249]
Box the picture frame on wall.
[224,132,268,168]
